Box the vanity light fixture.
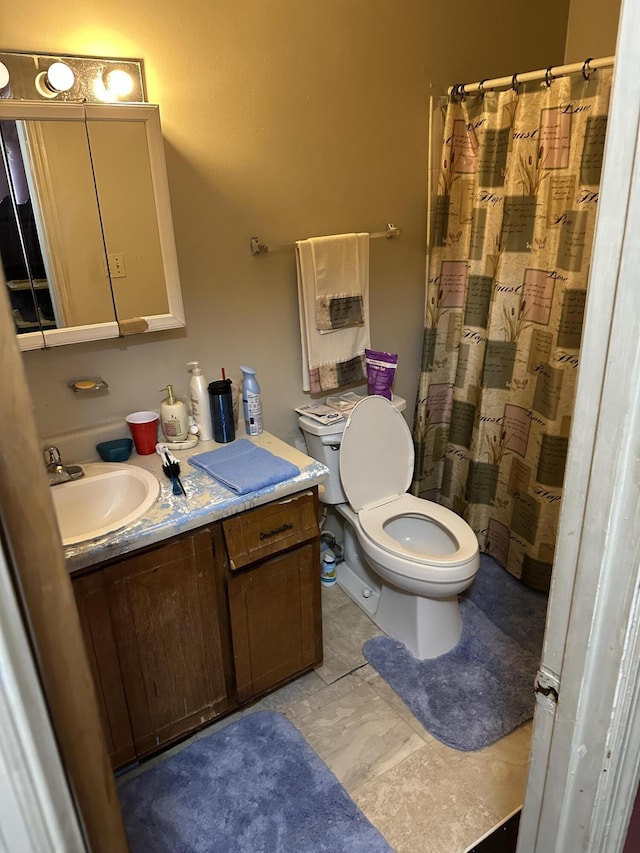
[0,51,145,103]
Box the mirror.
[0,102,185,350]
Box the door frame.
[0,273,129,849]
[518,0,640,849]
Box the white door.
[518,1,640,850]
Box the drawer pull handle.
[259,523,294,540]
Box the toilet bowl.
[298,394,480,659]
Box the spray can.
[321,549,337,586]
[240,365,263,436]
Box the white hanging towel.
[296,232,370,392]
[310,233,367,332]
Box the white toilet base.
[336,514,463,659]
[336,559,381,618]
[376,585,462,659]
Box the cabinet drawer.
[222,490,318,570]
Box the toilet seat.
[340,396,478,574]
[339,395,414,513]
[358,493,479,568]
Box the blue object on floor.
[363,555,547,752]
[118,710,392,853]
[188,439,300,494]
[462,553,549,658]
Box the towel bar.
[250,222,400,255]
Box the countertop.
[65,429,329,574]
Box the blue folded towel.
[188,439,301,495]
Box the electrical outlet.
[107,253,126,278]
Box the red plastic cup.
[126,411,159,455]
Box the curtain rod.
[250,222,400,255]
[447,55,615,96]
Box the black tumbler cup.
[208,379,235,443]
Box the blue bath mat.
[118,710,392,852]
[363,556,546,751]
[463,553,549,658]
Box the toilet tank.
[298,394,406,505]
[298,417,347,504]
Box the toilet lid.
[339,395,414,512]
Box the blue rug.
[462,553,548,657]
[118,710,392,852]
[363,555,547,752]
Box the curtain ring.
[477,79,486,95]
[511,73,519,92]
[582,57,594,80]
[545,66,554,88]
[451,82,466,101]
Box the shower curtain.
[412,68,612,592]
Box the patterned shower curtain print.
[412,69,612,592]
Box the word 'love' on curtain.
[412,68,612,592]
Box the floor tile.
[358,668,440,745]
[426,721,533,820]
[319,583,350,614]
[285,668,368,724]
[353,745,509,853]
[314,590,384,684]
[293,679,427,791]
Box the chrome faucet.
[43,446,84,486]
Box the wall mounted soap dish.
[68,378,109,394]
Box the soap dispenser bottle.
[240,365,263,436]
[187,362,214,441]
[160,384,189,442]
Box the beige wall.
[4,1,569,452]
[565,0,622,62]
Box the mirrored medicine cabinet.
[0,101,185,351]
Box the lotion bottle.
[187,362,213,441]
[160,384,189,442]
[240,365,263,435]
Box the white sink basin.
[51,462,160,546]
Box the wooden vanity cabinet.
[72,487,322,770]
[73,527,232,766]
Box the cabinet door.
[104,528,229,758]
[73,572,136,769]
[228,542,322,703]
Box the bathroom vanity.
[67,435,327,770]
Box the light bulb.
[46,62,75,93]
[104,69,134,97]
[0,62,9,92]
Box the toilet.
[299,394,480,659]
